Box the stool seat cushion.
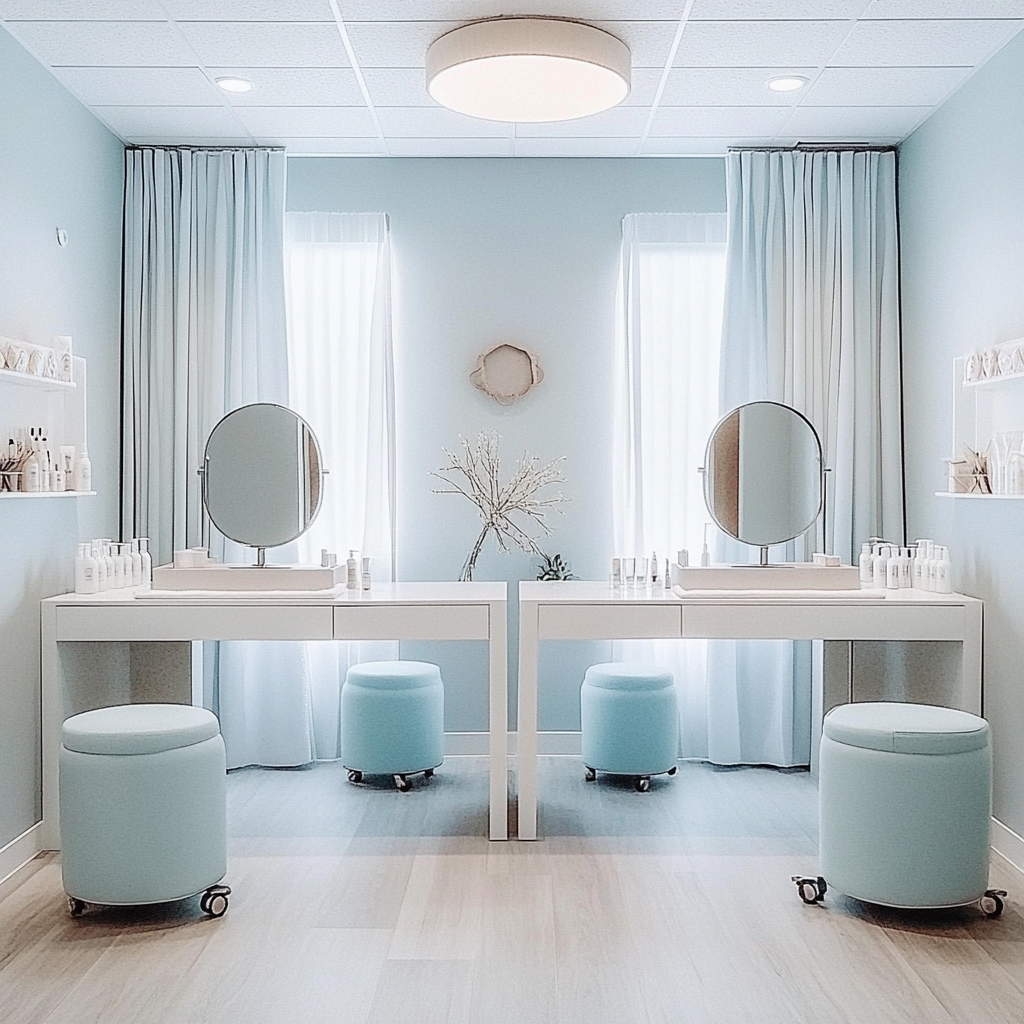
[344,660,442,691]
[823,701,989,756]
[583,662,674,693]
[62,704,221,756]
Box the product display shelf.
[0,367,76,391]
[0,490,96,500]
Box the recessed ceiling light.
[767,76,808,93]
[426,18,630,123]
[215,76,254,94]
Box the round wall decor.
[470,343,544,405]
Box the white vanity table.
[40,581,509,847]
[516,581,983,841]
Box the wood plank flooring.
[1,757,1022,1024]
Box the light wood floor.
[1,758,1022,1024]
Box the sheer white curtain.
[284,212,397,762]
[612,213,728,759]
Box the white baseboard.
[444,731,582,756]
[992,817,1024,879]
[0,822,43,892]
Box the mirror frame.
[702,400,824,557]
[201,402,325,561]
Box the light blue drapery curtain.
[710,148,904,765]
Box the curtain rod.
[124,145,286,153]
[728,144,897,153]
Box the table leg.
[517,600,539,840]
[40,604,63,851]
[961,601,983,717]
[488,601,508,840]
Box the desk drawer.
[538,604,682,640]
[55,605,334,641]
[333,604,489,641]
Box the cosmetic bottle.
[872,545,889,589]
[886,550,900,590]
[75,544,99,595]
[611,557,622,588]
[138,537,152,589]
[927,543,939,592]
[110,543,125,589]
[636,556,648,585]
[99,540,116,589]
[129,539,143,587]
[912,541,927,589]
[347,550,359,590]
[361,556,372,591]
[936,547,952,594]
[701,524,711,567]
[91,541,108,591]
[650,553,659,585]
[677,549,689,568]
[22,448,40,492]
[663,558,671,589]
[858,542,873,587]
[899,547,913,589]
[73,443,92,492]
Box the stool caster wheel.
[635,776,650,793]
[792,875,827,905]
[200,885,231,918]
[667,765,677,776]
[68,897,86,917]
[424,769,434,779]
[585,766,596,782]
[394,774,411,792]
[981,890,1006,918]
[347,769,363,784]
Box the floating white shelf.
[0,367,75,390]
[934,491,1024,500]
[0,490,96,499]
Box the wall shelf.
[0,367,76,391]
[0,490,95,499]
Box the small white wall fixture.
[470,343,544,406]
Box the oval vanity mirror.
[202,403,323,562]
[702,401,822,561]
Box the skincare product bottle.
[677,549,689,568]
[361,556,371,591]
[663,558,671,589]
[611,558,622,588]
[701,524,711,567]
[129,539,143,587]
[91,541,108,591]
[858,542,873,588]
[927,544,938,592]
[936,547,952,594]
[636,556,648,585]
[59,445,75,488]
[913,542,927,589]
[649,552,659,585]
[322,548,330,568]
[138,537,152,589]
[899,547,912,589]
[73,443,91,492]
[110,543,125,589]
[75,544,99,595]
[886,551,900,590]
[872,545,889,589]
[99,540,116,589]
[623,557,636,586]
[22,448,40,492]
[346,550,359,590]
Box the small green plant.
[536,552,577,581]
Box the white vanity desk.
[517,581,983,841]
[40,581,509,847]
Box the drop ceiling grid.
[0,1,1022,156]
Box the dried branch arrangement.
[431,431,569,581]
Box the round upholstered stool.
[793,701,1004,917]
[341,661,444,791]
[580,662,679,792]
[59,703,230,918]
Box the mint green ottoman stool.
[794,702,1004,917]
[59,703,230,918]
[580,662,679,792]
[342,661,444,792]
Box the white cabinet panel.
[333,604,489,640]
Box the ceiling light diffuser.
[215,76,254,94]
[426,18,630,123]
[767,76,808,93]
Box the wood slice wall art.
[470,343,544,405]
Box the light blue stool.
[59,703,230,918]
[794,701,1004,917]
[580,662,679,792]
[342,661,444,792]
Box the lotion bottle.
[129,539,143,587]
[361,556,372,591]
[73,443,92,492]
[886,551,900,590]
[138,537,152,589]
[858,542,873,587]
[936,547,952,593]
[22,449,40,492]
[75,544,99,595]
[92,541,108,591]
[347,550,359,590]
[872,545,889,589]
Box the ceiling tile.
[862,1,1024,17]
[376,106,510,137]
[674,20,852,67]
[641,136,772,154]
[361,68,435,106]
[8,21,197,66]
[234,106,377,137]
[0,1,166,18]
[691,1,866,18]
[650,106,793,136]
[53,67,223,106]
[178,22,348,67]
[163,1,334,18]
[515,107,648,137]
[345,21,458,68]
[621,69,662,106]
[661,67,818,105]
[514,138,639,156]
[259,137,386,155]
[339,2,686,19]
[205,67,364,105]
[593,21,677,68]
[804,66,970,105]
[782,104,932,136]
[831,19,1023,65]
[387,138,511,156]
[94,105,248,138]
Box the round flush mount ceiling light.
[215,76,254,94]
[426,18,630,122]
[767,75,808,93]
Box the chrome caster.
[667,765,678,776]
[980,889,1006,918]
[347,769,363,784]
[792,875,827,905]
[585,766,596,782]
[200,884,231,918]
[68,897,86,917]
[635,776,650,793]
[394,774,411,792]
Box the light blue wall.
[0,27,123,847]
[899,29,1024,836]
[288,158,726,731]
